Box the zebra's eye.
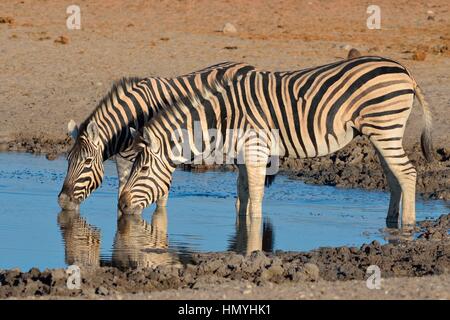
[141,166,149,172]
[85,158,93,166]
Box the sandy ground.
[0,0,449,148]
[14,275,450,300]
[1,0,450,300]
[105,275,450,300]
[1,0,449,197]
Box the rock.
[261,264,284,280]
[431,44,448,55]
[0,16,14,24]
[29,268,40,279]
[249,251,270,269]
[412,50,426,61]
[226,254,244,270]
[268,264,284,277]
[46,153,57,160]
[338,246,351,258]
[347,48,361,59]
[51,269,66,280]
[222,23,237,35]
[302,263,320,281]
[54,36,69,45]
[95,286,109,296]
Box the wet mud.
[282,138,450,201]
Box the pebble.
[95,286,109,296]
[412,50,426,61]
[54,36,69,45]
[0,16,14,24]
[46,153,57,160]
[347,48,361,59]
[223,23,237,35]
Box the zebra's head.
[58,119,104,210]
[118,127,174,215]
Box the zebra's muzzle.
[57,192,80,211]
[118,191,143,215]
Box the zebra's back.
[237,56,416,158]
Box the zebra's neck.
[82,78,160,161]
[82,62,256,161]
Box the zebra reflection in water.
[58,208,180,268]
[112,207,181,268]
[58,210,101,267]
[228,216,274,255]
[58,208,275,267]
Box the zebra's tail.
[414,84,434,162]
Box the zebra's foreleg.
[236,164,250,216]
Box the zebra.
[118,56,433,230]
[58,62,255,211]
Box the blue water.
[0,152,447,270]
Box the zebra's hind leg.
[374,149,401,228]
[369,137,417,230]
[236,164,250,216]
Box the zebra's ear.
[142,128,160,153]
[86,121,100,145]
[67,119,79,140]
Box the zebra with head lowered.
[119,56,434,230]
[58,62,255,211]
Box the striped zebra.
[58,62,255,211]
[118,56,433,230]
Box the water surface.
[0,152,447,270]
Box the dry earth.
[1,0,449,197]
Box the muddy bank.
[1,213,448,299]
[0,136,71,160]
[282,137,450,200]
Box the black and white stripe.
[58,62,255,210]
[120,56,433,230]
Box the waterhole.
[0,152,447,270]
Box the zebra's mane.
[134,74,230,152]
[78,77,144,133]
[146,74,230,129]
